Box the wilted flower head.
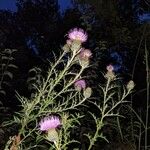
[10,134,21,150]
[39,116,61,131]
[68,28,88,43]
[74,79,86,91]
[79,49,92,60]
[106,64,114,72]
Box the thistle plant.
[85,65,135,150]
[4,28,92,150]
[2,29,136,150]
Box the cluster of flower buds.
[105,64,116,80]
[64,28,92,97]
[65,28,92,97]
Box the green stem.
[42,51,66,91]
[88,121,103,150]
[104,90,129,117]
[54,141,61,150]
[38,65,85,115]
[103,78,111,111]
[88,79,110,150]
[138,109,142,150]
[53,66,84,100]
[145,40,149,150]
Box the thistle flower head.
[106,64,114,72]
[105,64,116,80]
[74,79,86,91]
[68,28,88,43]
[79,49,92,60]
[39,116,61,131]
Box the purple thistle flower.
[74,79,86,91]
[106,64,114,72]
[79,49,92,60]
[39,116,61,131]
[68,28,88,43]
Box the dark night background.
[0,0,150,149]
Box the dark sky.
[0,0,149,22]
[0,0,72,12]
[0,0,17,11]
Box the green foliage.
[0,49,17,96]
[27,67,43,98]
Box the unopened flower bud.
[83,87,92,98]
[79,59,89,68]
[105,71,116,81]
[127,80,135,91]
[62,44,70,52]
